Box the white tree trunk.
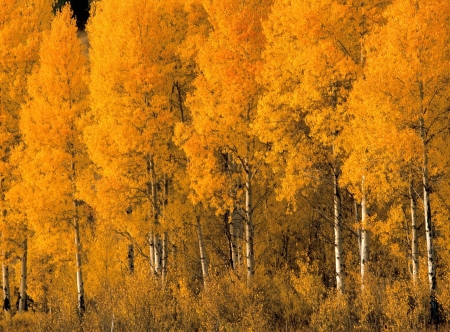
[420,117,438,323]
[149,233,156,274]
[127,244,135,274]
[75,213,86,315]
[333,168,344,294]
[71,158,85,316]
[2,252,11,314]
[154,234,161,274]
[148,155,160,275]
[19,239,27,312]
[244,160,254,284]
[409,180,419,285]
[360,178,369,287]
[196,216,209,288]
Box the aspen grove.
[2,0,450,330]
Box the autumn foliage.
[2,0,450,330]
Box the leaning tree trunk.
[196,216,209,289]
[333,167,344,294]
[360,177,369,288]
[420,117,438,324]
[18,239,28,312]
[409,180,419,285]
[2,252,11,314]
[244,159,254,285]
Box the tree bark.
[148,155,160,275]
[127,244,135,274]
[409,180,419,285]
[196,216,208,288]
[18,239,27,312]
[71,157,85,316]
[2,252,10,314]
[420,117,438,323]
[161,232,168,285]
[75,211,86,316]
[360,177,369,287]
[244,159,254,284]
[333,167,344,294]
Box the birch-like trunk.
[149,232,155,274]
[420,117,438,323]
[244,160,254,284]
[196,216,208,288]
[127,244,135,274]
[2,252,10,314]
[154,234,161,274]
[75,213,86,315]
[360,178,369,287]
[71,157,85,316]
[148,156,160,275]
[18,239,27,312]
[333,168,344,294]
[355,199,361,259]
[161,232,168,285]
[409,180,419,285]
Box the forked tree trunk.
[409,180,419,285]
[18,239,28,312]
[333,167,344,294]
[360,178,369,287]
[244,160,254,284]
[2,252,11,314]
[196,216,208,288]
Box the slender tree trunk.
[154,234,161,274]
[244,160,254,284]
[148,156,160,275]
[128,244,135,274]
[2,252,11,314]
[355,199,361,259]
[161,232,168,285]
[409,180,419,285]
[230,208,241,270]
[196,216,208,288]
[149,232,156,274]
[71,157,85,316]
[333,167,344,294]
[75,213,86,315]
[360,177,369,287]
[420,117,438,323]
[18,239,27,312]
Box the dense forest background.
[2,0,450,331]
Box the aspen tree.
[175,0,273,284]
[86,0,190,281]
[345,0,450,321]
[0,0,52,314]
[19,5,89,315]
[255,0,392,293]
